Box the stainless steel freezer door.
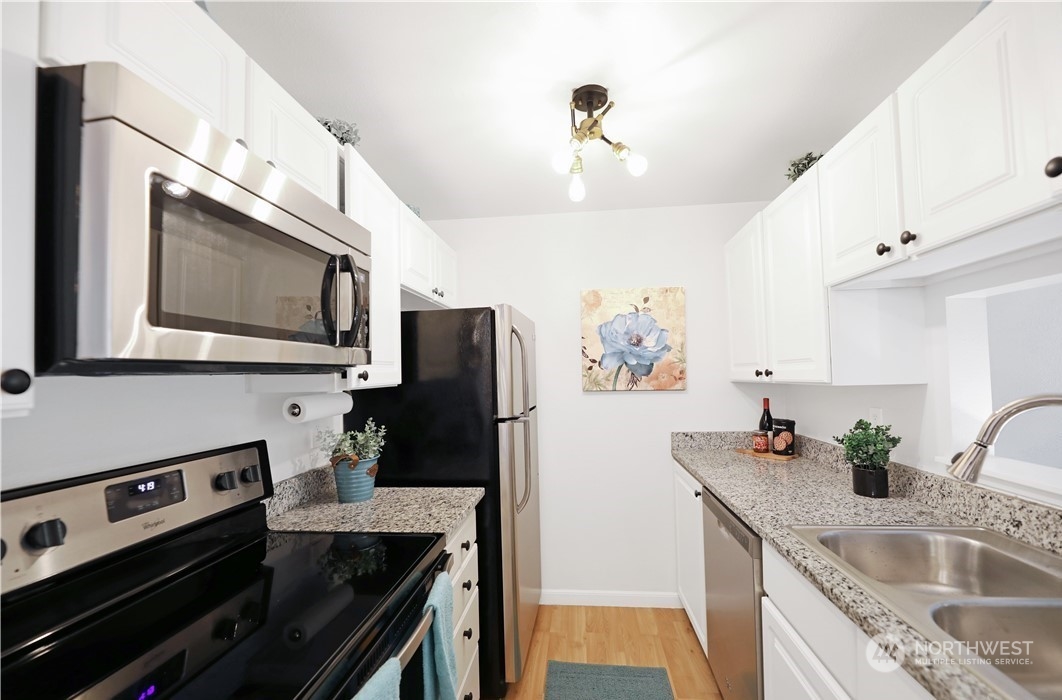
[495,304,538,419]
[497,411,541,683]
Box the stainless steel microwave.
[35,63,371,375]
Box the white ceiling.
[206,1,981,221]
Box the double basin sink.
[789,526,1062,699]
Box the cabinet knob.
[235,138,248,149]
[357,370,369,381]
[432,287,440,296]
[465,694,474,700]
[463,627,473,640]
[461,540,471,551]
[764,369,774,378]
[1,369,31,395]
[266,159,276,168]
[899,230,917,245]
[463,579,473,591]
[694,490,701,498]
[1046,156,1062,178]
[875,242,892,256]
[440,290,445,298]
[754,370,763,377]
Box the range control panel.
[0,441,271,596]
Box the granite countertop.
[267,486,484,538]
[671,435,1057,700]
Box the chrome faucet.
[948,394,1062,482]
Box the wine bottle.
[759,398,773,440]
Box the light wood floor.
[505,606,723,700]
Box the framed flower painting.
[581,286,686,392]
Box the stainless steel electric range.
[0,441,449,699]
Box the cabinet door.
[39,0,246,138]
[2,1,39,418]
[724,214,769,382]
[399,210,437,299]
[819,96,905,285]
[763,169,831,383]
[762,598,850,700]
[673,464,707,654]
[434,238,459,308]
[897,1,1061,253]
[344,145,402,388]
[245,60,338,207]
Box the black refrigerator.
[346,305,541,699]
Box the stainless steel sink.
[789,526,1062,699]
[814,527,1062,598]
[931,600,1062,699]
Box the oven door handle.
[395,552,454,669]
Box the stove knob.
[239,464,262,484]
[214,618,239,641]
[24,518,67,549]
[214,471,238,491]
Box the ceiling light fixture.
[559,84,647,201]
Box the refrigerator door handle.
[511,325,530,419]
[515,417,532,514]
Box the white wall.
[432,202,771,606]
[0,375,337,490]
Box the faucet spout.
[948,394,1062,482]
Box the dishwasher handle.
[703,490,761,559]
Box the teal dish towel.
[353,657,400,700]
[422,571,459,700]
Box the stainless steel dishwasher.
[703,490,764,700]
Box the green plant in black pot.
[833,420,901,498]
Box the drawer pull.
[463,579,473,591]
[463,627,473,640]
[461,540,471,551]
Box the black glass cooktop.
[1,512,443,700]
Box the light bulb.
[611,142,631,161]
[552,151,574,175]
[568,174,586,202]
[625,152,648,177]
[569,130,589,151]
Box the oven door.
[41,115,370,373]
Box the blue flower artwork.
[581,287,687,391]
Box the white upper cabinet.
[897,1,1062,254]
[762,167,832,383]
[344,145,402,389]
[245,60,339,207]
[724,214,769,382]
[39,0,246,138]
[399,210,458,308]
[819,96,905,286]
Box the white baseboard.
[540,588,683,608]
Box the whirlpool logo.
[141,518,166,530]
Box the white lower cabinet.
[673,462,707,654]
[446,512,480,695]
[762,597,849,700]
[763,545,931,700]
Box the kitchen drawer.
[445,513,477,574]
[452,588,480,685]
[458,647,481,700]
[762,597,850,700]
[452,544,480,628]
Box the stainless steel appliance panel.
[704,490,764,700]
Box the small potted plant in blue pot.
[326,418,387,503]
[833,420,901,498]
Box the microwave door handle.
[340,254,365,348]
[320,255,340,346]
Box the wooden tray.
[735,448,798,462]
